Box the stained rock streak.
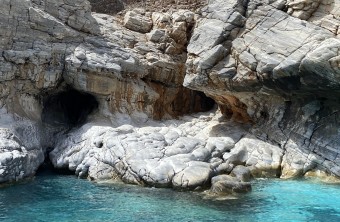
[0,0,340,191]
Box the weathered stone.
[172,162,212,189]
[287,0,321,20]
[183,0,340,182]
[123,9,153,33]
[210,174,251,194]
[147,29,166,42]
[152,12,171,29]
[172,10,195,23]
[306,0,340,35]
[0,111,45,183]
[300,38,340,89]
[1,0,340,187]
[231,165,251,182]
[224,136,283,178]
[187,19,226,55]
[0,0,218,185]
[49,111,250,189]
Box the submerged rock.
[230,165,252,182]
[209,165,252,195]
[210,174,251,194]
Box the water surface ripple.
[1,169,340,222]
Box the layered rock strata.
[0,0,212,184]
[0,108,46,183]
[0,0,340,192]
[184,0,340,180]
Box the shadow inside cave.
[41,88,99,127]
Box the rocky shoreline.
[0,0,340,195]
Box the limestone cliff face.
[184,0,340,179]
[0,0,210,122]
[0,0,212,183]
[0,0,340,188]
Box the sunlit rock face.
[184,0,340,179]
[0,0,214,184]
[1,0,340,187]
[1,0,212,122]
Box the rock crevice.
[1,0,340,189]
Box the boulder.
[224,136,283,178]
[172,162,212,189]
[124,9,153,33]
[210,174,251,194]
[147,29,166,42]
[230,165,251,182]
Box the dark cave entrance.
[194,91,216,112]
[41,88,98,127]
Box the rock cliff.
[184,0,340,180]
[0,0,339,191]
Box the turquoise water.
[1,169,340,222]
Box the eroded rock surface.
[184,0,340,180]
[0,0,214,183]
[0,109,45,183]
[48,109,287,191]
[1,0,340,188]
[210,174,251,195]
[50,111,252,189]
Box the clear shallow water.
[1,169,340,222]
